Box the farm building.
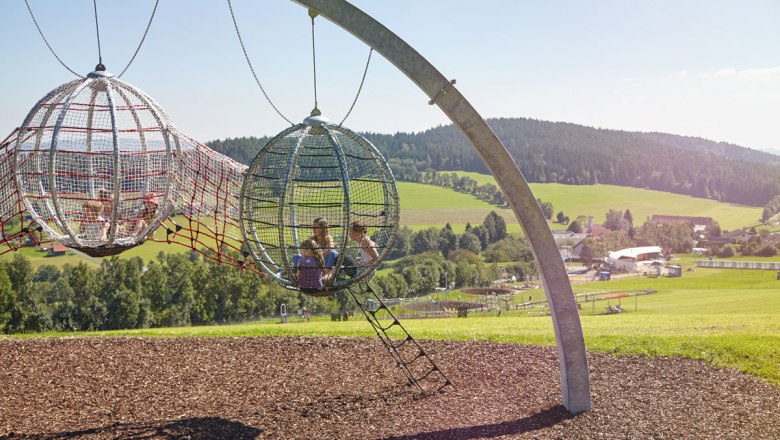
[705,229,755,246]
[50,244,68,257]
[607,246,663,272]
[650,215,715,230]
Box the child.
[298,239,324,291]
[98,189,114,220]
[311,217,339,281]
[80,200,109,241]
[349,220,378,270]
[132,193,158,237]
[311,217,336,260]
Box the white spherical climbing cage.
[240,116,399,294]
[13,70,179,257]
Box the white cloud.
[698,66,780,80]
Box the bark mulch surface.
[1,336,778,439]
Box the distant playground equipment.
[696,260,780,270]
[583,290,655,314]
[280,303,288,324]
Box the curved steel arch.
[292,0,591,413]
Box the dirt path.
[1,337,778,439]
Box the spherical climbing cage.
[12,70,180,257]
[240,117,400,294]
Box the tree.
[537,199,554,220]
[762,195,780,222]
[482,211,507,244]
[0,265,14,331]
[579,238,607,264]
[412,227,440,254]
[604,209,626,231]
[483,235,533,263]
[454,260,477,287]
[623,209,634,227]
[387,226,414,260]
[5,254,32,300]
[438,227,459,257]
[141,261,168,326]
[719,245,736,258]
[566,220,583,233]
[469,225,490,250]
[556,211,566,223]
[66,262,105,331]
[33,265,61,283]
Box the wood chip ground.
[1,337,778,439]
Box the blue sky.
[1,1,778,151]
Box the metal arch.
[291,0,591,413]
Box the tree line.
[0,211,534,334]
[0,252,324,334]
[207,118,780,207]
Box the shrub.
[718,245,736,258]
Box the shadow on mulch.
[381,405,574,440]
[0,417,262,440]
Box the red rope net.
[1,126,260,273]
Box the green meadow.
[3,177,761,266]
[6,263,779,387]
[444,171,762,231]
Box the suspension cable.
[226,0,294,126]
[339,48,373,127]
[92,0,104,69]
[23,0,83,78]
[309,9,320,116]
[24,0,159,77]
[118,0,160,78]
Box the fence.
[695,260,780,270]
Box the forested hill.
[207,117,780,207]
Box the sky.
[1,0,778,151]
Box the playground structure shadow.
[381,405,575,440]
[0,417,262,440]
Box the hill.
[3,181,761,268]
[207,118,780,207]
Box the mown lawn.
[6,265,779,387]
[452,171,762,231]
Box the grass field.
[451,171,762,231]
[6,263,778,387]
[3,179,761,266]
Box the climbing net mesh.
[241,122,400,292]
[12,76,176,252]
[2,124,253,269]
[1,74,254,270]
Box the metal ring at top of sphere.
[240,119,399,294]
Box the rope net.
[241,120,400,294]
[1,72,256,270]
[0,129,50,253]
[158,131,253,271]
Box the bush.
[718,245,736,258]
[757,244,778,257]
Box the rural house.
[650,215,715,233]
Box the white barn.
[607,246,663,272]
